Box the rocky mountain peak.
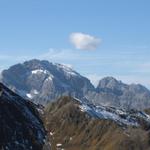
[0,59,94,105]
[97,77,121,88]
[96,77,127,95]
[24,59,52,70]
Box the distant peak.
[24,59,41,64]
[129,83,149,93]
[24,59,52,65]
[100,76,119,82]
[97,76,123,88]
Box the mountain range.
[1,82,150,149]
[88,77,150,110]
[1,59,150,110]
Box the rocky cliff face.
[0,59,94,105]
[87,77,150,110]
[0,83,46,150]
[1,59,150,110]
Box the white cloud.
[70,32,102,50]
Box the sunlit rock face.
[0,59,94,105]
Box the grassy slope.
[44,96,150,150]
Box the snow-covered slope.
[74,98,150,127]
[0,83,46,150]
[44,96,150,150]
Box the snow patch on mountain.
[75,98,150,127]
[33,89,39,95]
[31,69,48,74]
[26,93,33,99]
[45,75,54,81]
[56,63,78,76]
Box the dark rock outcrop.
[0,83,46,150]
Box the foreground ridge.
[0,83,46,150]
[44,96,150,150]
[74,97,150,127]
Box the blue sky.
[0,0,150,88]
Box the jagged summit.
[89,76,150,110]
[97,76,149,94]
[97,77,123,88]
[23,59,79,76]
[1,59,94,105]
[96,76,127,95]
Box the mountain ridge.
[44,96,150,150]
[1,59,150,110]
[0,82,46,150]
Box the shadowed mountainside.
[0,83,46,150]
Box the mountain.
[1,76,150,150]
[1,59,150,110]
[44,96,150,150]
[0,83,46,150]
[0,59,94,105]
[87,77,150,110]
